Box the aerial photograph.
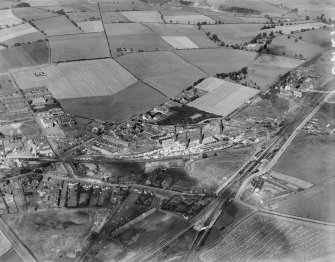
[0,0,334,261]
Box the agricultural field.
[248,64,291,89]
[253,54,305,69]
[108,34,174,57]
[161,36,198,49]
[199,10,244,24]
[0,23,38,44]
[199,213,335,262]
[39,3,98,12]
[202,24,264,45]
[99,1,153,12]
[220,0,288,16]
[12,58,137,99]
[59,81,167,122]
[3,32,46,48]
[187,146,255,189]
[116,51,208,97]
[31,15,82,36]
[163,12,215,25]
[48,32,110,62]
[188,77,259,116]
[266,35,323,59]
[0,0,17,9]
[2,209,111,262]
[176,48,258,75]
[293,29,332,47]
[120,10,163,23]
[77,20,103,32]
[265,22,327,35]
[67,11,100,22]
[101,11,130,23]
[0,9,22,28]
[104,23,152,35]
[264,0,335,20]
[12,7,59,21]
[238,16,269,23]
[0,41,49,73]
[145,23,217,48]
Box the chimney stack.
[174,125,177,141]
[199,127,203,144]
[219,119,223,135]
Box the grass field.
[67,11,100,22]
[161,36,198,49]
[274,137,335,185]
[188,77,259,116]
[0,9,22,28]
[32,15,82,36]
[163,13,215,25]
[0,23,38,43]
[12,58,137,99]
[2,209,109,261]
[248,64,290,88]
[0,41,49,73]
[40,3,98,12]
[267,35,323,59]
[101,11,130,23]
[99,1,153,12]
[0,230,11,257]
[188,147,254,189]
[48,32,110,62]
[202,24,264,45]
[293,29,331,47]
[200,213,335,262]
[264,22,327,35]
[0,74,16,93]
[12,7,58,21]
[199,10,244,24]
[59,81,167,122]
[116,51,208,97]
[176,48,258,75]
[77,20,103,32]
[221,0,287,16]
[104,23,152,35]
[0,0,17,9]
[108,34,174,57]
[3,32,46,47]
[145,23,217,48]
[121,10,163,23]
[253,54,305,68]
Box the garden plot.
[188,77,259,116]
[161,36,198,49]
[120,10,163,23]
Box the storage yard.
[188,77,259,116]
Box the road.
[0,217,37,262]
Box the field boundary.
[97,2,113,58]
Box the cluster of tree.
[215,67,248,81]
[15,2,31,8]
[260,24,275,30]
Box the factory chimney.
[185,132,190,149]
[199,127,203,144]
[174,125,177,141]
[219,119,223,135]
